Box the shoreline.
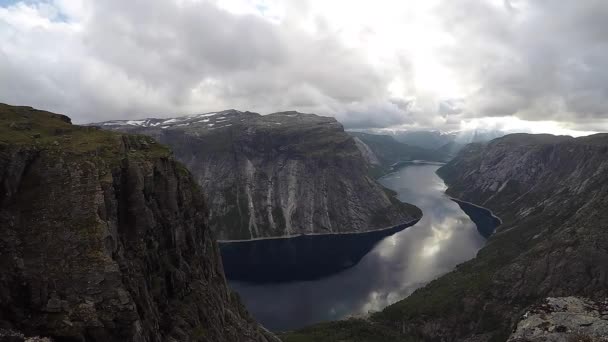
[391,159,447,167]
[219,162,502,243]
[217,218,420,243]
[432,165,504,227]
[378,160,445,180]
[447,197,503,226]
[219,162,435,244]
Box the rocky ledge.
[509,297,608,342]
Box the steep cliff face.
[95,111,420,240]
[0,104,279,342]
[283,133,608,342]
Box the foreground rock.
[508,297,608,342]
[94,111,421,240]
[0,329,52,342]
[0,104,278,341]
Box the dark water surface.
[221,165,500,331]
[220,220,419,283]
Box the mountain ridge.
[348,131,450,177]
[93,110,422,240]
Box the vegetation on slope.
[282,133,608,342]
[0,103,169,161]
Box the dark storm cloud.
[85,1,286,86]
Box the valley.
[224,164,500,331]
[94,111,421,240]
[2,103,606,342]
[3,2,607,341]
[283,133,608,342]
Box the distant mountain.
[435,140,465,158]
[348,131,450,177]
[93,110,421,240]
[452,129,507,145]
[391,130,456,149]
[363,129,509,156]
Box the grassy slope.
[0,103,170,161]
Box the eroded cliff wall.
[96,111,421,240]
[0,104,278,342]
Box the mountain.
[349,128,508,165]
[282,132,608,341]
[390,129,508,149]
[0,104,279,341]
[391,130,457,149]
[435,141,465,159]
[93,111,421,240]
[348,132,450,177]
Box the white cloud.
[0,0,607,135]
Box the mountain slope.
[0,104,278,342]
[94,111,421,240]
[391,130,456,149]
[283,132,608,341]
[390,129,507,150]
[348,132,449,177]
[374,133,608,341]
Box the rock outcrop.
[283,132,608,342]
[508,297,608,342]
[0,104,279,342]
[94,111,421,240]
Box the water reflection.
[221,220,418,283]
[227,165,494,331]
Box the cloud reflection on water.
[229,165,487,331]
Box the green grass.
[0,103,170,163]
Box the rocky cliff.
[94,111,421,240]
[283,132,608,342]
[0,104,279,342]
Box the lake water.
[221,164,500,331]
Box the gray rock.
[508,297,608,342]
[92,110,421,240]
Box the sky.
[1,0,607,135]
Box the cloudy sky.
[1,0,607,135]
